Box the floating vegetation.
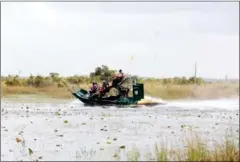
[28,148,33,155]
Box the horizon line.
[1,73,239,81]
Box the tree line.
[1,65,205,87]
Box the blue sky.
[1,2,239,79]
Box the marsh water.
[1,95,239,161]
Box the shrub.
[2,65,207,88]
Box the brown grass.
[1,82,89,99]
[193,83,239,99]
[144,82,239,100]
[144,83,194,100]
[1,81,239,100]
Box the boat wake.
[144,95,165,103]
[137,95,239,111]
[165,97,239,111]
[69,95,239,111]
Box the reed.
[1,81,238,100]
[120,136,239,161]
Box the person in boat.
[116,69,124,80]
[99,80,110,98]
[89,82,99,97]
[111,69,125,88]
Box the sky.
[1,2,239,79]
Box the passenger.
[93,82,99,91]
[99,80,110,97]
[116,69,124,81]
[112,69,124,87]
[89,82,98,94]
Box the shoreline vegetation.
[115,136,239,161]
[1,65,239,100]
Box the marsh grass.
[127,148,141,161]
[101,112,113,117]
[185,135,210,161]
[118,136,239,161]
[155,144,168,161]
[1,85,73,98]
[1,83,89,99]
[144,82,239,100]
[144,84,193,100]
[1,81,238,100]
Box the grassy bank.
[1,81,239,100]
[1,65,238,100]
[144,81,239,100]
[114,137,239,161]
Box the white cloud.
[1,2,239,79]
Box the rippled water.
[1,96,239,161]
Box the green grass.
[115,137,239,161]
[127,148,141,161]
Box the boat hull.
[72,89,135,106]
[72,89,164,107]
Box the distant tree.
[89,65,116,82]
[49,72,60,82]
[188,77,205,85]
[5,75,22,86]
[180,77,188,84]
[27,74,35,86]
[35,75,45,87]
[94,67,102,76]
